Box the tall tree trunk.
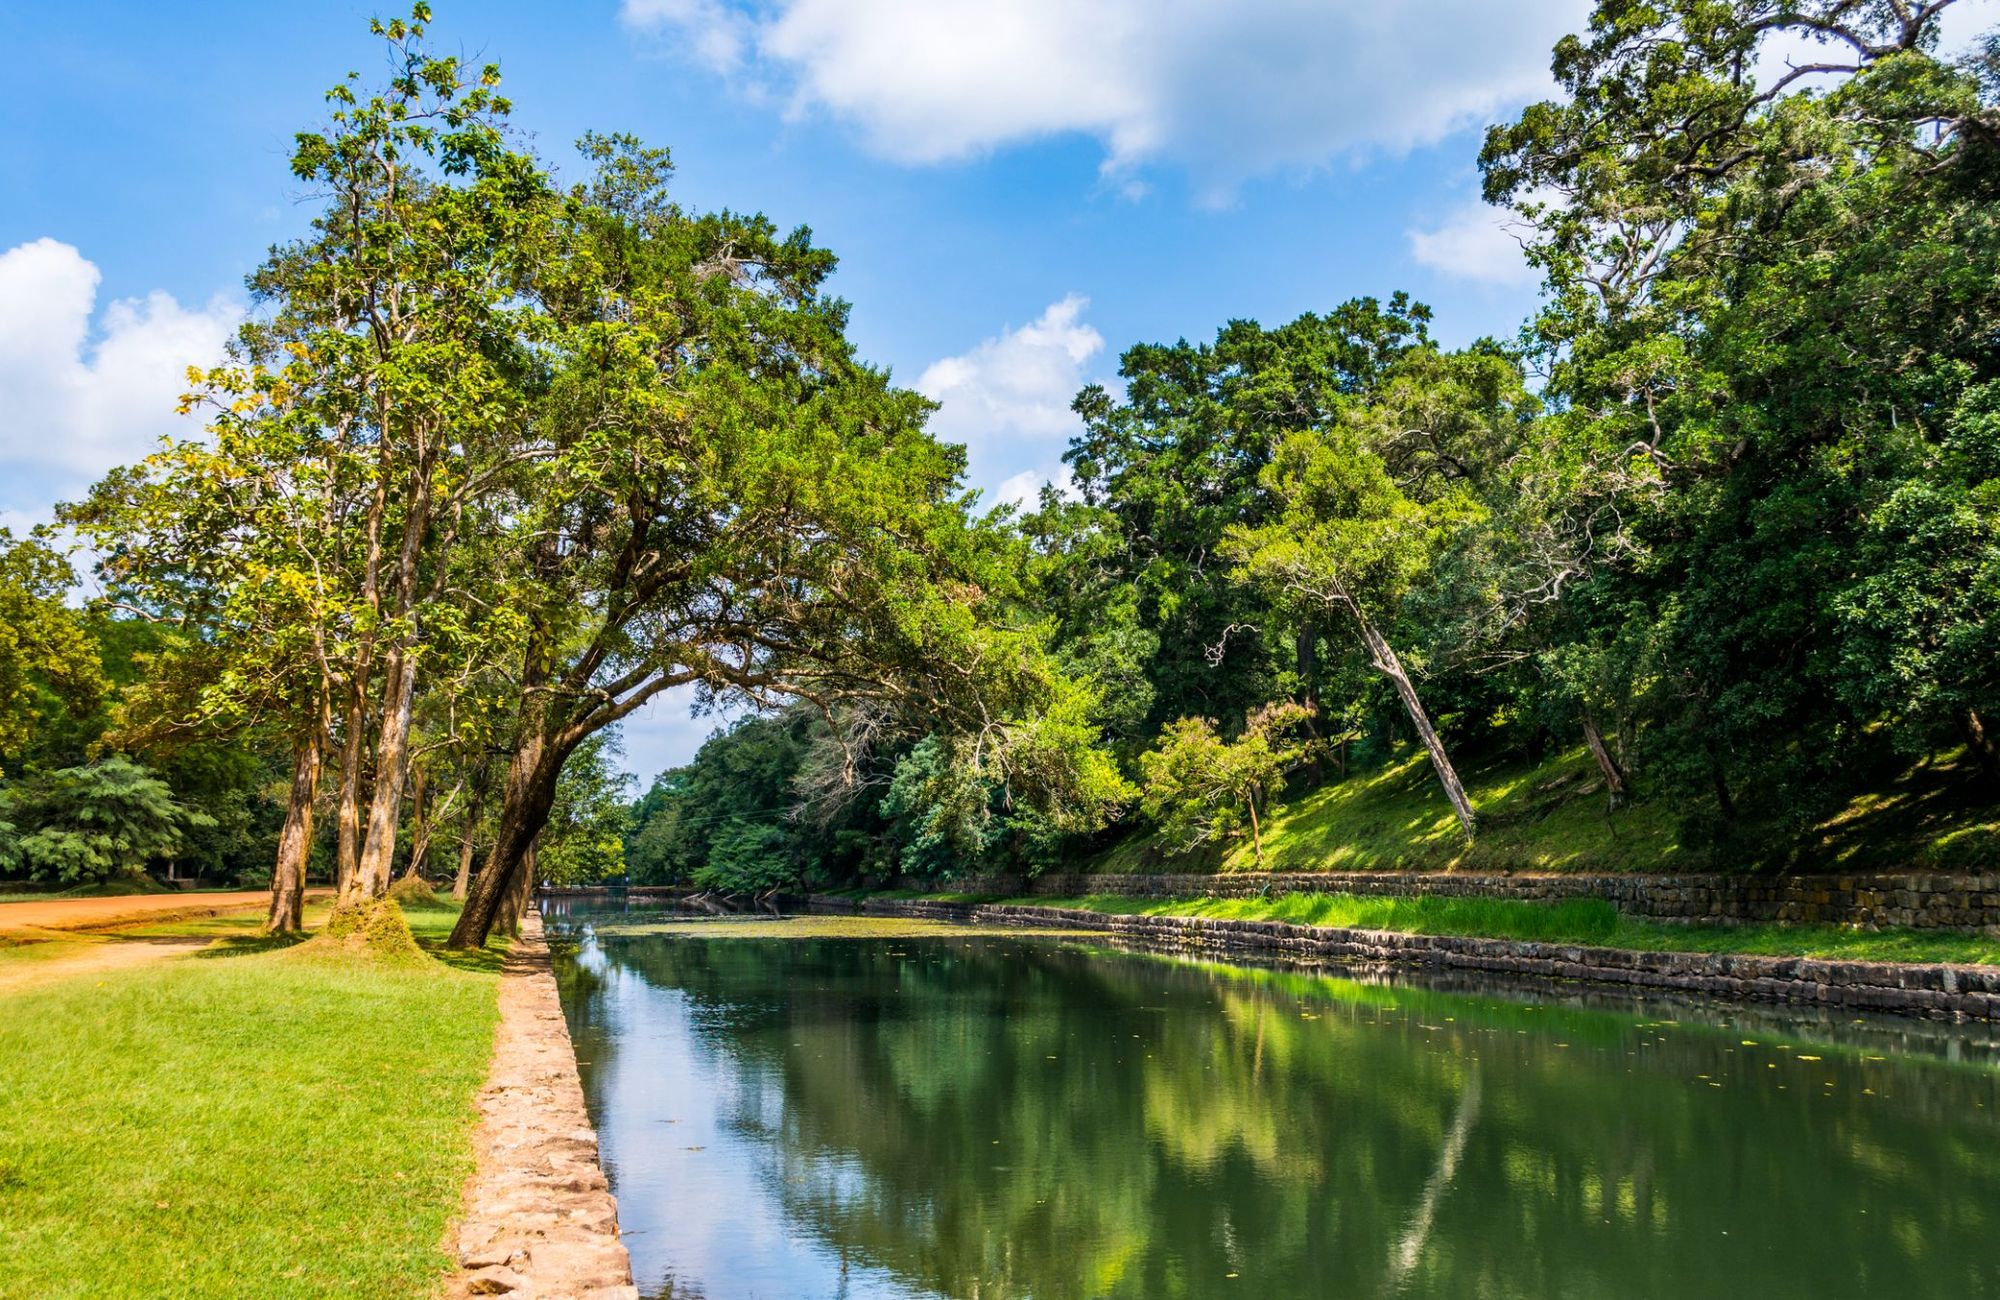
[352,647,419,900]
[332,676,371,895]
[496,840,536,938]
[453,827,477,901]
[1355,615,1477,838]
[449,688,565,948]
[349,463,432,903]
[266,725,323,935]
[336,440,393,894]
[1246,790,1264,864]
[399,763,430,882]
[452,771,487,901]
[1580,709,1628,810]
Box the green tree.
[1482,0,2000,834]
[1225,416,1487,836]
[0,756,214,884]
[1137,701,1316,863]
[0,530,105,777]
[72,7,566,926]
[1056,300,1433,739]
[448,133,1122,944]
[534,735,633,887]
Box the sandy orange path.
[0,890,277,939]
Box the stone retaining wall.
[820,895,2000,1022]
[910,869,2000,932]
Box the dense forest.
[3,1,1997,920]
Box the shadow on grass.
[189,931,313,959]
[421,936,510,975]
[396,900,513,975]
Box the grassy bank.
[928,891,2000,967]
[1085,745,2000,876]
[0,903,502,1299]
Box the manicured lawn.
[1001,892,2000,967]
[0,902,502,1299]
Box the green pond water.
[546,905,2000,1299]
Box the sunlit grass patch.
[0,899,503,1299]
[1010,891,2000,966]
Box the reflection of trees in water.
[573,936,2000,1300]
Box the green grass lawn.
[1083,745,2000,876]
[0,902,503,1299]
[990,891,2000,966]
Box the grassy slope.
[1007,892,2000,966]
[0,904,502,1299]
[1085,745,2000,877]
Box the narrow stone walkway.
[447,910,637,1300]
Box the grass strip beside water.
[0,903,503,1299]
[956,892,2000,967]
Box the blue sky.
[0,0,1642,779]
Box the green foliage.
[1473,0,2000,839]
[34,0,2000,894]
[626,712,820,890]
[1227,421,1481,616]
[535,735,633,887]
[0,757,215,884]
[0,531,105,776]
[1043,298,1432,739]
[1137,703,1314,861]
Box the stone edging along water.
[813,895,2000,1022]
[889,870,2000,931]
[560,869,2000,931]
[446,910,637,1300]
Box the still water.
[546,907,2000,1300]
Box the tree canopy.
[14,0,2000,922]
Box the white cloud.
[994,464,1076,513]
[621,0,1590,192]
[621,0,753,71]
[1408,199,1538,287]
[0,238,237,522]
[917,294,1102,455]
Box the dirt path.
[0,932,221,994]
[0,891,332,994]
[447,910,637,1299]
[0,890,276,939]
